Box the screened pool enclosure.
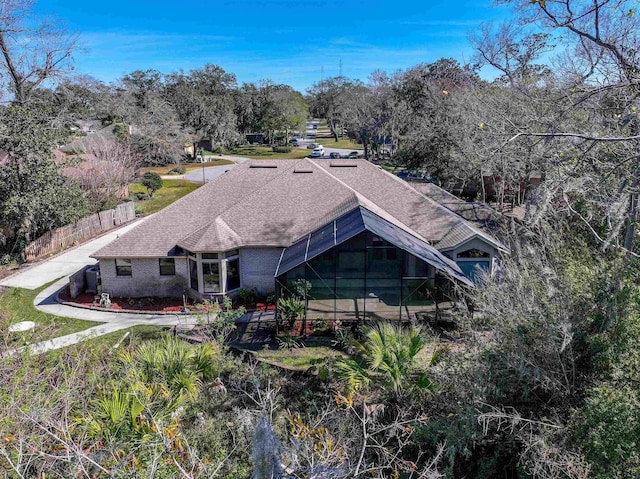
[275,207,472,323]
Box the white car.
[310,147,324,158]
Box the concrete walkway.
[5,276,204,355]
[36,276,201,352]
[0,156,260,355]
[0,216,205,355]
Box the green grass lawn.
[0,281,99,351]
[314,121,362,149]
[130,179,202,215]
[252,346,347,371]
[78,325,168,351]
[223,145,310,159]
[139,159,234,175]
[315,137,361,149]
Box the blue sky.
[34,0,512,91]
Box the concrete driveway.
[183,155,248,182]
[0,218,148,290]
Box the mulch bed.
[58,289,201,313]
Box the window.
[189,259,198,290]
[202,252,218,259]
[159,258,175,275]
[203,262,221,293]
[115,258,132,276]
[457,248,490,259]
[226,258,240,291]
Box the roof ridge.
[214,216,242,244]
[354,193,432,243]
[383,170,474,224]
[313,160,449,244]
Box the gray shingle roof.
[92,159,504,258]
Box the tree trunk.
[329,119,339,141]
[623,119,640,256]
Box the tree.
[472,0,640,255]
[258,82,308,144]
[141,171,163,197]
[307,76,356,142]
[68,138,140,211]
[107,70,190,166]
[0,0,77,104]
[0,105,89,259]
[166,64,239,149]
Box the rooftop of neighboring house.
[92,159,507,259]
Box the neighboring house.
[91,159,508,321]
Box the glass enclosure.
[276,231,450,322]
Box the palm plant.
[82,337,223,443]
[335,322,432,397]
[277,297,305,328]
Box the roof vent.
[293,167,313,173]
[250,162,278,169]
[330,161,358,167]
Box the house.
[91,159,507,321]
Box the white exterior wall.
[239,247,283,294]
[99,257,189,298]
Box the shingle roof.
[435,223,478,251]
[92,159,504,258]
[408,182,503,230]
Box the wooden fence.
[24,202,136,262]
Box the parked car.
[329,152,340,159]
[347,151,359,159]
[310,147,324,158]
[291,138,301,146]
[307,143,321,149]
[397,170,429,182]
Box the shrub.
[277,297,305,327]
[272,146,292,153]
[168,166,186,175]
[311,318,331,336]
[140,172,163,197]
[134,192,150,201]
[236,288,256,306]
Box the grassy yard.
[130,179,202,215]
[223,145,310,159]
[252,346,348,371]
[77,325,168,351]
[314,121,362,149]
[139,159,234,175]
[0,281,99,351]
[315,137,361,149]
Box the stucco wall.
[99,257,189,298]
[240,248,283,294]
